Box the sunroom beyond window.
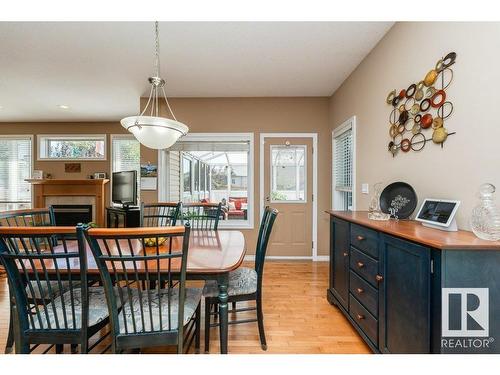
[165,136,252,227]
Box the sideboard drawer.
[349,271,378,317]
[349,294,378,346]
[351,224,379,259]
[350,247,379,288]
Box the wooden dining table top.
[5,229,246,275]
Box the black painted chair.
[181,202,223,230]
[83,224,202,354]
[0,225,111,354]
[203,207,278,352]
[140,202,181,227]
[0,208,75,353]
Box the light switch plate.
[361,183,369,194]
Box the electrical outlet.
[361,183,369,194]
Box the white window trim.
[332,116,356,211]
[160,133,255,230]
[37,134,107,161]
[259,133,318,261]
[0,134,34,208]
[110,134,140,207]
[270,144,308,204]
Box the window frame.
[174,133,255,230]
[0,134,34,210]
[332,116,357,211]
[37,134,107,161]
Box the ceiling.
[0,22,393,122]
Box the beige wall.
[1,97,331,256]
[329,22,500,230]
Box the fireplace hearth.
[52,205,93,226]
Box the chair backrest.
[0,208,55,227]
[181,202,222,230]
[0,226,88,332]
[82,225,191,339]
[254,207,278,287]
[140,202,181,227]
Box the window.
[0,136,32,211]
[270,145,306,202]
[333,117,355,211]
[111,136,140,202]
[182,157,192,194]
[38,135,106,160]
[164,133,254,228]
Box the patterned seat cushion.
[117,287,202,334]
[29,287,110,330]
[26,280,80,301]
[203,267,257,298]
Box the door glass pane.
[271,145,306,202]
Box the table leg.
[218,275,229,354]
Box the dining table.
[11,228,247,354]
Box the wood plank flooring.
[0,261,370,354]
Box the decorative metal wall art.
[386,52,456,157]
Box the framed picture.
[140,163,158,177]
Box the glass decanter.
[368,182,390,221]
[470,183,500,241]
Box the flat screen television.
[112,170,137,207]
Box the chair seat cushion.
[117,287,202,334]
[26,280,80,301]
[203,267,257,298]
[29,287,110,330]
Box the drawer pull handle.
[357,235,365,241]
[357,261,365,268]
[375,274,384,282]
[356,314,365,320]
[343,252,348,257]
[356,288,364,294]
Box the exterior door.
[263,137,313,257]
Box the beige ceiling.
[0,22,393,122]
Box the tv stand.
[106,206,140,228]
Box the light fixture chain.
[154,21,161,78]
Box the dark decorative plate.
[379,182,418,219]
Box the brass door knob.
[375,274,384,282]
[357,235,365,241]
[356,288,364,294]
[356,314,365,320]
[343,252,348,257]
[357,261,365,268]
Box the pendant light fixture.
[121,21,188,149]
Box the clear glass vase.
[470,183,500,241]
[368,182,390,221]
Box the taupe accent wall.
[1,97,331,256]
[329,22,500,230]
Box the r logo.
[442,288,489,337]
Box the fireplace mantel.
[26,179,109,226]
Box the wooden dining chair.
[0,225,111,354]
[203,207,278,352]
[0,208,76,353]
[181,202,223,230]
[83,224,202,354]
[140,202,181,227]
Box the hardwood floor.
[0,261,370,354]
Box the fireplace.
[52,205,93,226]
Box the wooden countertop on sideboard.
[327,210,500,250]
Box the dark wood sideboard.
[327,210,500,354]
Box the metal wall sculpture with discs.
[386,52,456,156]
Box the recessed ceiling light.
[57,104,70,110]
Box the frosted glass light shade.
[120,116,189,150]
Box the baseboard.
[314,256,330,262]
